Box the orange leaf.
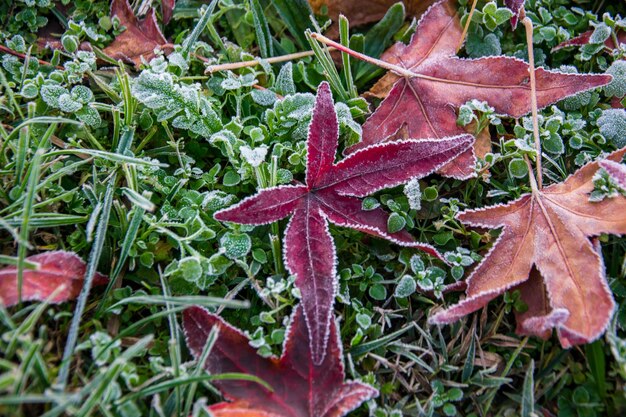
[430,148,626,347]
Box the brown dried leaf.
[430,148,626,347]
[104,0,170,67]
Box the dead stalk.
[205,49,331,73]
[457,0,479,52]
[310,33,416,78]
[522,16,543,189]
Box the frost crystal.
[597,109,626,147]
[132,70,222,137]
[605,61,626,98]
[404,178,422,211]
[240,145,268,167]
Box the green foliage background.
[1,0,626,416]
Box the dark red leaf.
[348,0,611,179]
[505,0,525,28]
[553,29,626,52]
[183,305,377,417]
[215,81,473,363]
[162,0,176,25]
[0,251,107,306]
[104,0,170,67]
[430,148,626,347]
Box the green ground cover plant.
[1,0,626,416]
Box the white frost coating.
[404,178,422,211]
[331,134,475,196]
[282,205,338,366]
[598,109,626,148]
[213,184,306,226]
[428,195,533,325]
[240,145,268,168]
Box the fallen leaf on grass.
[552,29,626,52]
[0,251,107,306]
[309,0,436,38]
[183,305,377,417]
[347,0,611,179]
[104,0,170,67]
[215,82,473,363]
[600,159,626,189]
[430,148,626,347]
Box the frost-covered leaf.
[430,148,626,347]
[597,109,626,148]
[215,82,473,363]
[104,0,170,67]
[183,305,377,417]
[605,61,626,98]
[132,70,222,137]
[404,178,422,211]
[0,251,107,306]
[220,232,252,259]
[76,106,102,127]
[600,159,626,190]
[58,94,83,113]
[240,145,268,167]
[395,275,417,298]
[275,62,296,96]
[352,0,611,179]
[40,83,68,108]
[72,85,94,103]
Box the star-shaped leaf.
[183,305,377,417]
[0,251,107,306]
[104,0,170,67]
[430,148,626,347]
[347,0,611,179]
[215,82,473,363]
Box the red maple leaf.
[430,149,626,347]
[104,0,170,67]
[345,0,611,179]
[0,251,107,306]
[215,82,473,363]
[553,29,626,52]
[600,159,626,189]
[183,305,377,417]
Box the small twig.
[0,45,62,69]
[522,15,543,189]
[205,49,329,73]
[457,0,479,52]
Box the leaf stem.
[310,33,416,78]
[522,16,543,189]
[457,0,478,52]
[205,49,325,73]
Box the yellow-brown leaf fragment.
[430,148,626,347]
